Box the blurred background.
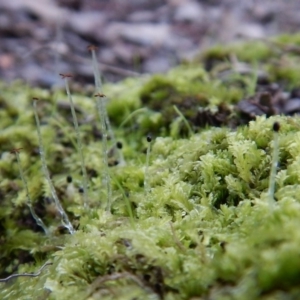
[0,0,299,87]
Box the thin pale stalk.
[113,177,134,228]
[95,95,112,212]
[144,142,151,194]
[118,147,126,166]
[33,100,74,234]
[90,47,113,211]
[0,261,52,282]
[90,49,115,143]
[15,151,49,235]
[268,131,279,204]
[173,105,193,137]
[63,77,88,207]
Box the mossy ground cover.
[1,35,300,299]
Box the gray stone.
[174,1,204,22]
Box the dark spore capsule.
[273,122,280,132]
[66,175,72,183]
[146,135,152,143]
[116,141,123,149]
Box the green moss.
[268,64,300,89]
[201,40,273,66]
[199,34,300,105]
[2,35,300,299]
[274,33,300,46]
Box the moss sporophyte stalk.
[60,73,89,209]
[2,34,300,299]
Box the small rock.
[118,23,171,46]
[174,1,204,22]
[144,54,174,73]
[290,88,300,98]
[20,64,61,87]
[237,99,265,118]
[284,99,300,114]
[125,23,170,46]
[111,42,135,63]
[0,54,15,69]
[68,11,106,36]
[128,10,155,22]
[235,23,265,39]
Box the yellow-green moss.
[1,35,300,300]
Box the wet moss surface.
[1,35,300,299]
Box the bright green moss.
[274,33,300,46]
[201,40,273,65]
[1,35,300,299]
[268,64,300,89]
[201,35,300,96]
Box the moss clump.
[138,65,243,137]
[1,35,300,299]
[201,34,300,93]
